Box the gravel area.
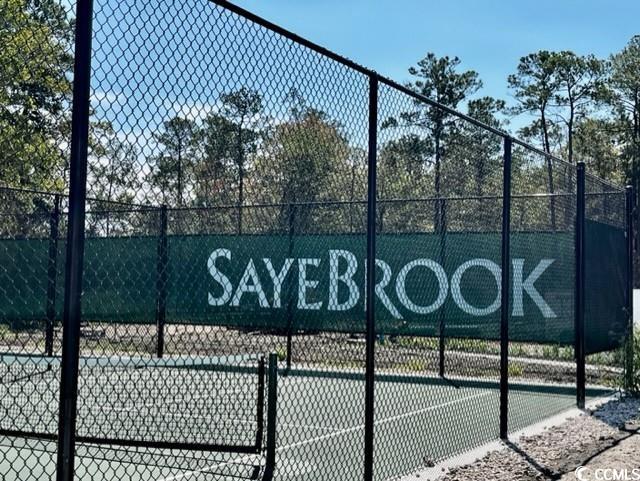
[431,397,640,481]
[2,323,617,385]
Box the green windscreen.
[0,227,626,349]
[584,219,627,354]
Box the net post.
[286,203,295,370]
[438,198,447,378]
[575,162,586,408]
[364,73,378,481]
[46,194,61,357]
[499,136,512,440]
[263,353,278,481]
[625,185,635,391]
[56,0,94,478]
[156,205,168,358]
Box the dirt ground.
[436,397,640,481]
[559,434,640,480]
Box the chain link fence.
[0,0,633,480]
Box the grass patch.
[508,362,524,377]
[624,329,640,392]
[541,344,573,361]
[402,358,427,372]
[275,345,287,363]
[394,337,439,350]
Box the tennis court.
[0,0,633,479]
[0,353,612,481]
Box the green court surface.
[0,355,612,481]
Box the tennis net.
[0,353,267,453]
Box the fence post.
[364,74,378,481]
[56,0,94,479]
[286,203,295,370]
[575,162,586,409]
[263,353,279,481]
[45,195,61,357]
[625,185,634,391]
[438,198,447,377]
[156,205,168,358]
[255,356,266,447]
[499,136,512,440]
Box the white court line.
[157,390,493,481]
[277,390,494,452]
[278,422,341,433]
[157,453,260,481]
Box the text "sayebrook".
[207,249,557,319]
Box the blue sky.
[89,0,640,155]
[232,0,639,112]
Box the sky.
[231,0,640,114]
[87,0,640,157]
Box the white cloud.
[90,90,124,108]
[166,99,221,122]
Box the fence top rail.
[0,185,155,210]
[212,0,624,192]
[0,191,627,217]
[583,171,626,192]
[212,0,506,136]
[0,185,63,199]
[165,191,614,213]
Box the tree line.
[1,1,638,241]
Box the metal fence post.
[56,0,95,478]
[364,74,378,481]
[575,162,586,408]
[625,185,635,391]
[263,353,279,481]
[46,195,61,357]
[438,198,447,377]
[499,136,512,440]
[156,205,168,358]
[286,203,295,370]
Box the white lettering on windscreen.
[207,248,556,319]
